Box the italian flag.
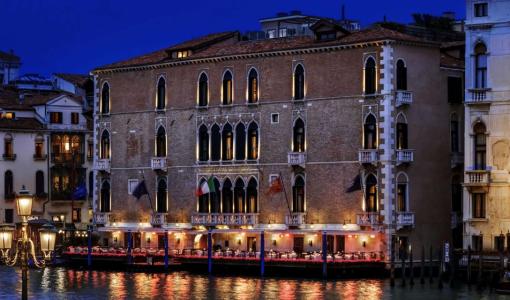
[196,177,216,196]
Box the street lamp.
[0,225,14,261]
[39,224,57,260]
[2,186,57,300]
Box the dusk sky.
[1,0,464,76]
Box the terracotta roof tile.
[0,117,43,130]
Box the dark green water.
[0,266,505,299]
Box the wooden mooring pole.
[467,246,472,285]
[438,247,443,289]
[409,245,414,286]
[420,245,425,284]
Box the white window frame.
[128,179,139,195]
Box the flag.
[72,182,87,199]
[266,177,282,195]
[345,174,362,193]
[195,177,216,196]
[132,180,149,200]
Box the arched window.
[100,130,110,159]
[210,124,221,161]
[3,134,13,159]
[101,83,110,114]
[222,123,233,161]
[100,180,111,213]
[222,71,233,105]
[365,174,377,212]
[396,59,407,90]
[198,73,208,107]
[222,178,233,213]
[474,122,486,170]
[294,64,305,100]
[156,77,166,110]
[198,178,209,213]
[247,122,258,160]
[451,113,459,153]
[363,114,377,149]
[234,178,245,213]
[293,118,305,152]
[210,178,221,213]
[396,114,408,150]
[364,57,376,94]
[198,125,209,162]
[246,178,258,213]
[35,170,44,196]
[4,170,13,199]
[235,123,246,160]
[88,171,94,199]
[396,173,408,212]
[156,178,167,213]
[474,43,487,89]
[156,126,166,157]
[292,175,305,213]
[247,68,258,103]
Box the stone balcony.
[150,213,167,226]
[465,170,490,186]
[395,211,415,228]
[396,149,414,165]
[94,159,110,172]
[288,152,306,166]
[359,149,379,165]
[191,213,259,226]
[466,88,491,104]
[93,212,111,225]
[285,212,307,226]
[396,90,413,107]
[151,157,167,170]
[356,212,381,227]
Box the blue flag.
[72,182,87,199]
[132,180,149,200]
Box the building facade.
[91,24,460,259]
[463,0,510,252]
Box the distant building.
[14,73,54,91]
[0,50,21,85]
[463,0,510,252]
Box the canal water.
[0,266,506,299]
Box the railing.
[466,88,491,104]
[395,211,415,227]
[2,153,16,161]
[94,159,111,171]
[93,212,111,225]
[356,212,381,226]
[288,152,306,166]
[465,170,490,185]
[151,213,167,226]
[285,213,307,226]
[51,153,84,164]
[191,213,259,226]
[396,149,414,164]
[359,149,378,164]
[151,157,167,170]
[396,90,413,106]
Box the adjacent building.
[91,17,464,260]
[463,0,510,252]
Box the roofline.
[92,38,438,74]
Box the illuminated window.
[50,112,63,124]
[100,130,110,159]
[234,178,245,213]
[396,114,408,150]
[3,134,14,159]
[246,178,258,213]
[247,122,258,160]
[248,69,258,103]
[365,174,377,212]
[267,30,276,39]
[222,123,233,160]
[222,71,233,105]
[293,118,305,152]
[4,112,14,119]
[71,112,79,124]
[292,175,305,213]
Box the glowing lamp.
[0,225,14,250]
[38,224,57,252]
[16,186,33,217]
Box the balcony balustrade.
[93,212,111,225]
[94,159,111,172]
[288,152,306,166]
[151,213,167,226]
[356,212,381,227]
[466,88,491,104]
[396,90,413,107]
[151,157,167,170]
[396,149,414,164]
[465,170,490,186]
[191,213,259,226]
[359,149,378,164]
[285,213,307,226]
[51,153,84,164]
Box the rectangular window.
[50,112,63,124]
[267,29,276,39]
[472,235,483,251]
[128,179,139,195]
[72,208,81,223]
[397,184,407,211]
[495,235,505,252]
[271,113,279,124]
[35,142,44,158]
[472,193,486,218]
[87,142,93,160]
[474,3,488,17]
[4,140,13,157]
[5,209,13,223]
[279,28,287,38]
[448,77,463,104]
[71,112,79,124]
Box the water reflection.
[0,266,504,299]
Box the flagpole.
[279,172,293,217]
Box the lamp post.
[1,186,57,300]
